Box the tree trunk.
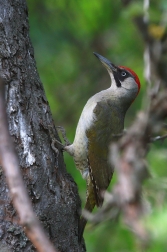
[0,1,85,251]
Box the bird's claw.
[56,126,71,146]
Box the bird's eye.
[121,71,126,77]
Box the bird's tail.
[78,180,97,242]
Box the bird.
[64,52,141,241]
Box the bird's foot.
[47,125,70,152]
[50,126,74,157]
[56,126,71,146]
[51,138,65,152]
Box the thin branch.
[0,79,58,252]
[150,134,167,142]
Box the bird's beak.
[93,52,117,72]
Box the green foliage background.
[27,0,167,251]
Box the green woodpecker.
[64,52,141,240]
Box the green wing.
[86,100,124,207]
[79,100,125,239]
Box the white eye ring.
[121,71,126,77]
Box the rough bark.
[0,1,84,251]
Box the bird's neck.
[98,87,132,116]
